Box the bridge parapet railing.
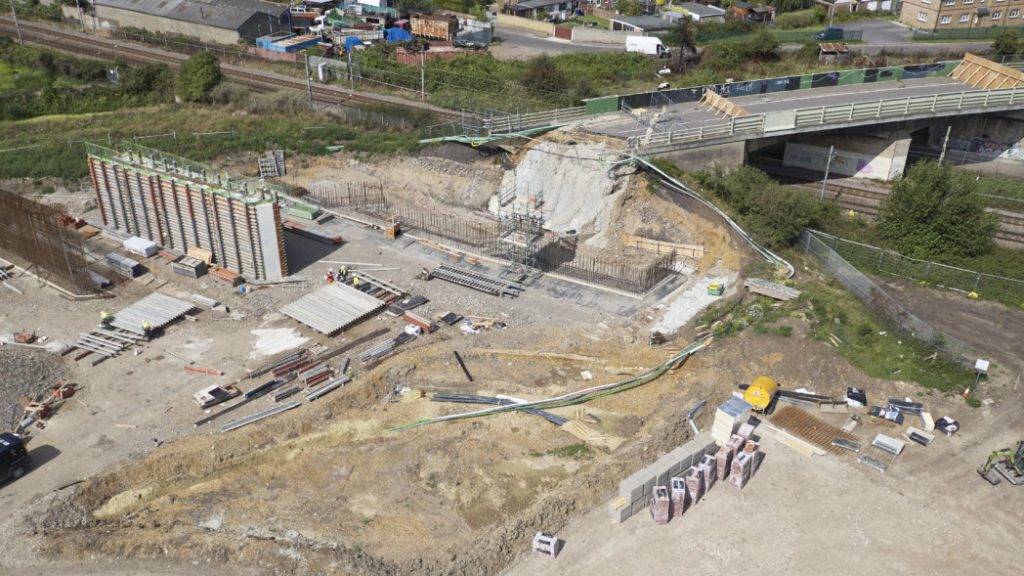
[635,85,1024,153]
[483,106,587,134]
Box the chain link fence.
[808,229,1024,308]
[802,230,976,365]
[912,27,1012,41]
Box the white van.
[625,36,670,57]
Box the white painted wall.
[783,135,910,181]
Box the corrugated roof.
[818,43,850,53]
[94,0,287,31]
[676,2,727,16]
[609,14,675,30]
[517,0,569,8]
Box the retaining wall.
[496,13,554,35]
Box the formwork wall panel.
[86,145,287,280]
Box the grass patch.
[798,274,974,394]
[0,103,423,180]
[545,444,593,460]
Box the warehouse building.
[93,0,290,44]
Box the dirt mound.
[0,349,67,429]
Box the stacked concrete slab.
[607,432,717,524]
[712,396,753,445]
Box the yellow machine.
[744,376,779,412]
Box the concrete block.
[631,497,647,516]
[693,432,718,453]
[642,474,656,496]
[674,448,695,471]
[609,498,632,523]
[619,474,646,503]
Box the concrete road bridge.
[477,54,1024,181]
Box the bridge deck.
[582,76,972,141]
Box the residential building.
[608,14,677,32]
[665,2,728,22]
[900,0,1024,31]
[93,0,289,44]
[504,0,578,21]
[729,1,774,21]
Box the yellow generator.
[744,376,779,412]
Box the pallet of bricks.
[608,423,765,525]
[607,432,717,524]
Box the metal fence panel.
[802,230,975,364]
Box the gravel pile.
[0,348,67,430]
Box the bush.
[520,54,568,96]
[877,161,997,261]
[764,0,816,13]
[616,0,643,16]
[774,7,823,29]
[176,52,222,103]
[122,63,173,96]
[992,29,1021,56]
[694,166,837,249]
[705,29,780,71]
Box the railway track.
[0,18,464,121]
[756,163,1024,247]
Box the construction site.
[1,99,1023,576]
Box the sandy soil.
[6,135,1017,576]
[508,396,1024,576]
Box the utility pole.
[8,0,23,46]
[304,53,313,107]
[939,125,952,164]
[819,145,835,203]
[420,49,425,100]
[75,0,86,32]
[347,49,355,90]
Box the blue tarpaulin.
[344,36,363,53]
[385,28,413,43]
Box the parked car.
[815,27,844,41]
[0,433,30,484]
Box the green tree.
[176,52,222,103]
[673,17,696,53]
[395,0,434,14]
[992,29,1020,56]
[877,161,997,261]
[520,54,567,96]
[122,63,173,96]
[616,0,643,17]
[746,28,780,60]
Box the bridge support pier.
[780,130,912,182]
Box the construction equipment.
[978,441,1024,486]
[743,376,779,412]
